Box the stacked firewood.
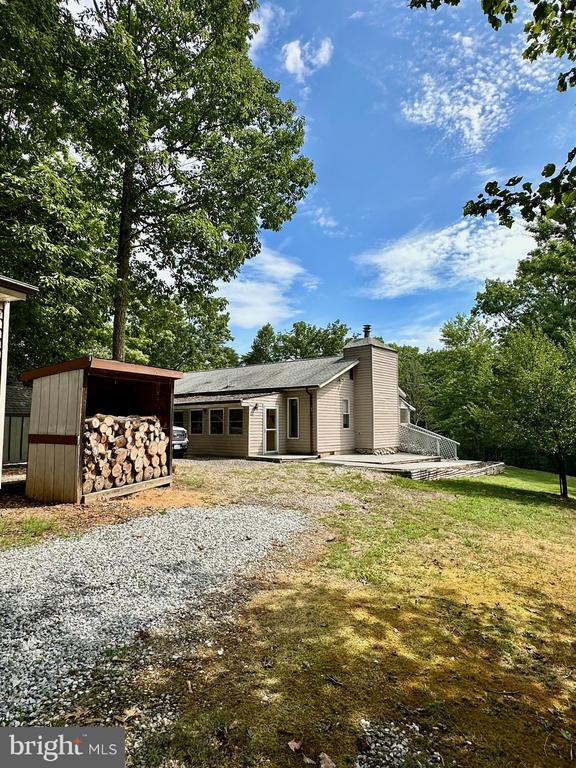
[82,414,169,495]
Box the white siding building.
[0,276,38,487]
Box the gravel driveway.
[0,504,304,725]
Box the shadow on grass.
[123,574,575,768]
[395,468,576,514]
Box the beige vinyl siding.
[372,347,400,450]
[0,302,4,377]
[342,342,399,452]
[178,406,249,457]
[343,345,373,451]
[248,394,286,455]
[316,375,355,454]
[0,302,6,481]
[285,389,314,454]
[26,369,84,502]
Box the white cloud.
[311,38,334,68]
[308,206,338,231]
[355,218,534,299]
[282,37,334,83]
[349,11,365,20]
[402,21,558,154]
[393,320,444,350]
[249,3,286,60]
[217,246,319,328]
[299,198,348,236]
[282,41,308,83]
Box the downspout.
[306,387,315,455]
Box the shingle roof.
[0,275,38,299]
[175,356,358,397]
[174,392,277,406]
[6,382,32,416]
[344,336,396,352]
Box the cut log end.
[83,413,169,493]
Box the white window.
[229,408,244,435]
[209,409,224,435]
[342,399,350,429]
[287,397,299,439]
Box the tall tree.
[410,0,576,225]
[474,214,576,343]
[484,326,576,498]
[0,1,112,371]
[126,292,238,370]
[390,344,432,426]
[0,156,113,372]
[275,320,350,360]
[242,323,278,364]
[243,321,351,364]
[425,315,496,457]
[67,0,314,360]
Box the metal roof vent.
[363,324,372,338]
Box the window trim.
[341,398,350,430]
[189,409,203,435]
[228,407,244,436]
[208,408,224,436]
[287,397,300,440]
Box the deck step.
[247,454,320,463]
[405,461,505,481]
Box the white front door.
[264,407,278,453]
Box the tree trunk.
[112,162,134,361]
[556,454,569,498]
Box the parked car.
[172,426,189,457]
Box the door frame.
[263,406,278,454]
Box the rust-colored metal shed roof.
[20,356,183,383]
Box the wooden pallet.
[81,476,171,504]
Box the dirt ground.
[0,464,220,548]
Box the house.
[174,327,407,458]
[4,372,32,466]
[0,276,38,486]
[399,388,415,424]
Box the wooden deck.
[317,454,505,480]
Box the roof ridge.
[181,354,344,377]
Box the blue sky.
[218,0,574,354]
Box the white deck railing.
[398,423,459,460]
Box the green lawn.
[0,515,57,549]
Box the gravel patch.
[356,720,445,768]
[0,504,304,725]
